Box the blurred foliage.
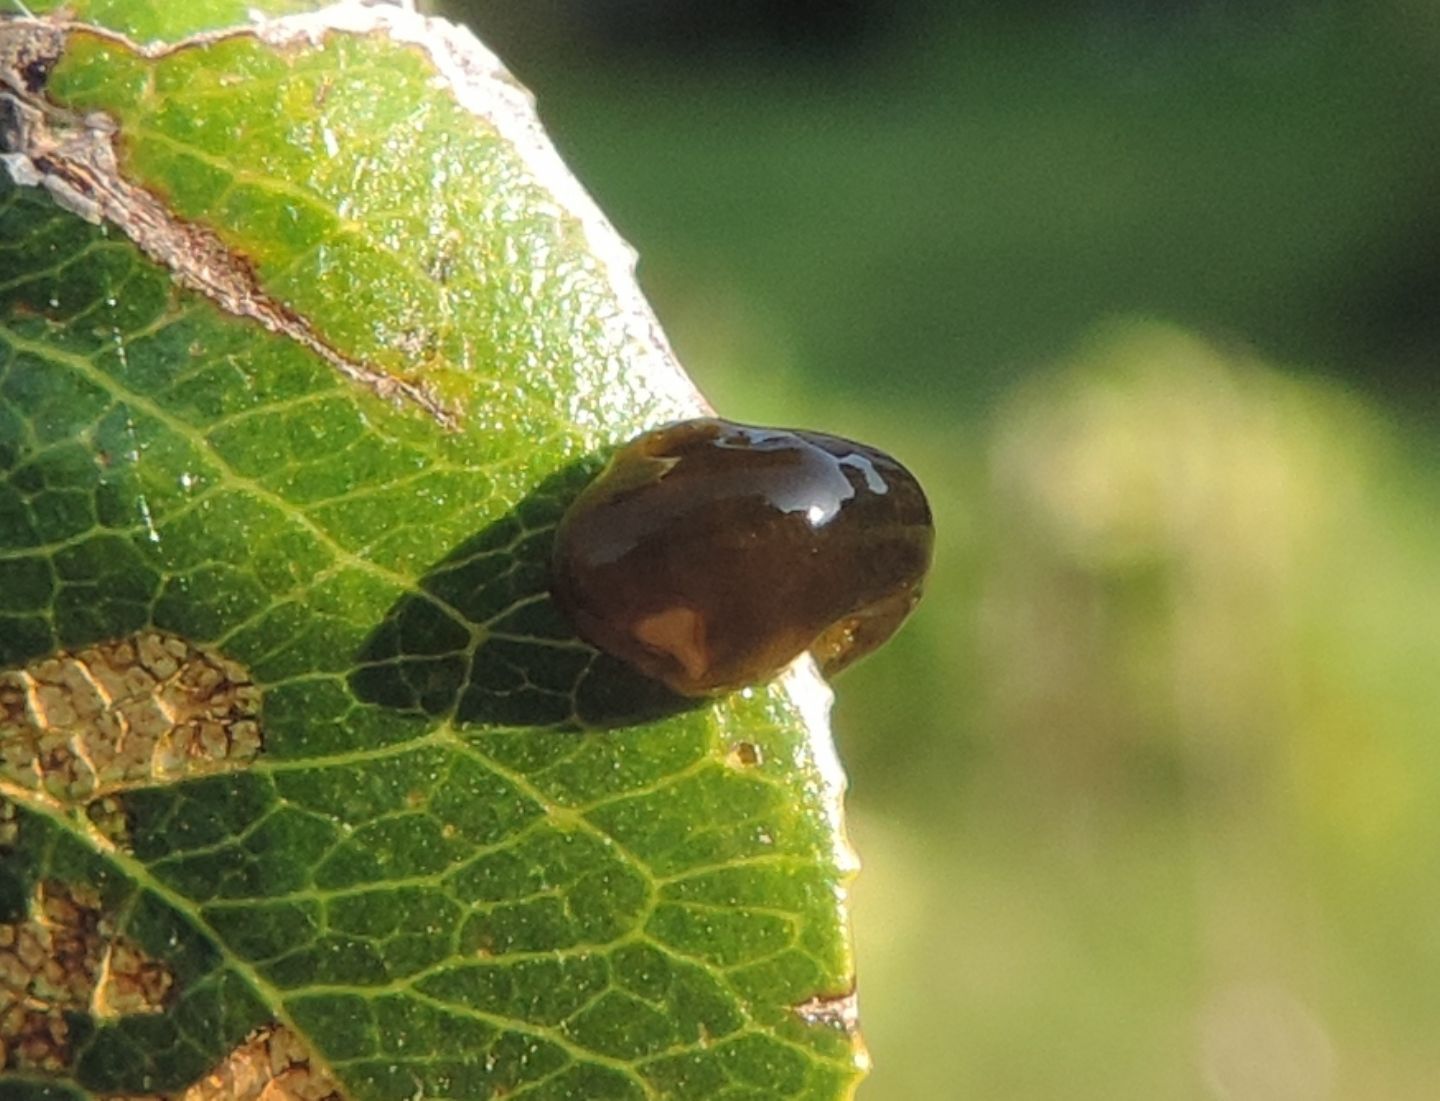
[448,1,1440,1097]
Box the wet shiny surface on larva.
[550,418,934,696]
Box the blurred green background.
[445,2,1440,1096]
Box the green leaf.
[0,3,863,1098]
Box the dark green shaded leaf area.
[0,5,861,1099]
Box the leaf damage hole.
[726,741,764,769]
[792,986,861,1035]
[0,630,263,809]
[0,879,174,1074]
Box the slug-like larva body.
[550,418,934,697]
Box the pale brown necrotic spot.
[0,880,174,1075]
[0,878,337,1097]
[0,630,263,810]
[160,1023,343,1101]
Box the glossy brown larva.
[550,417,934,697]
